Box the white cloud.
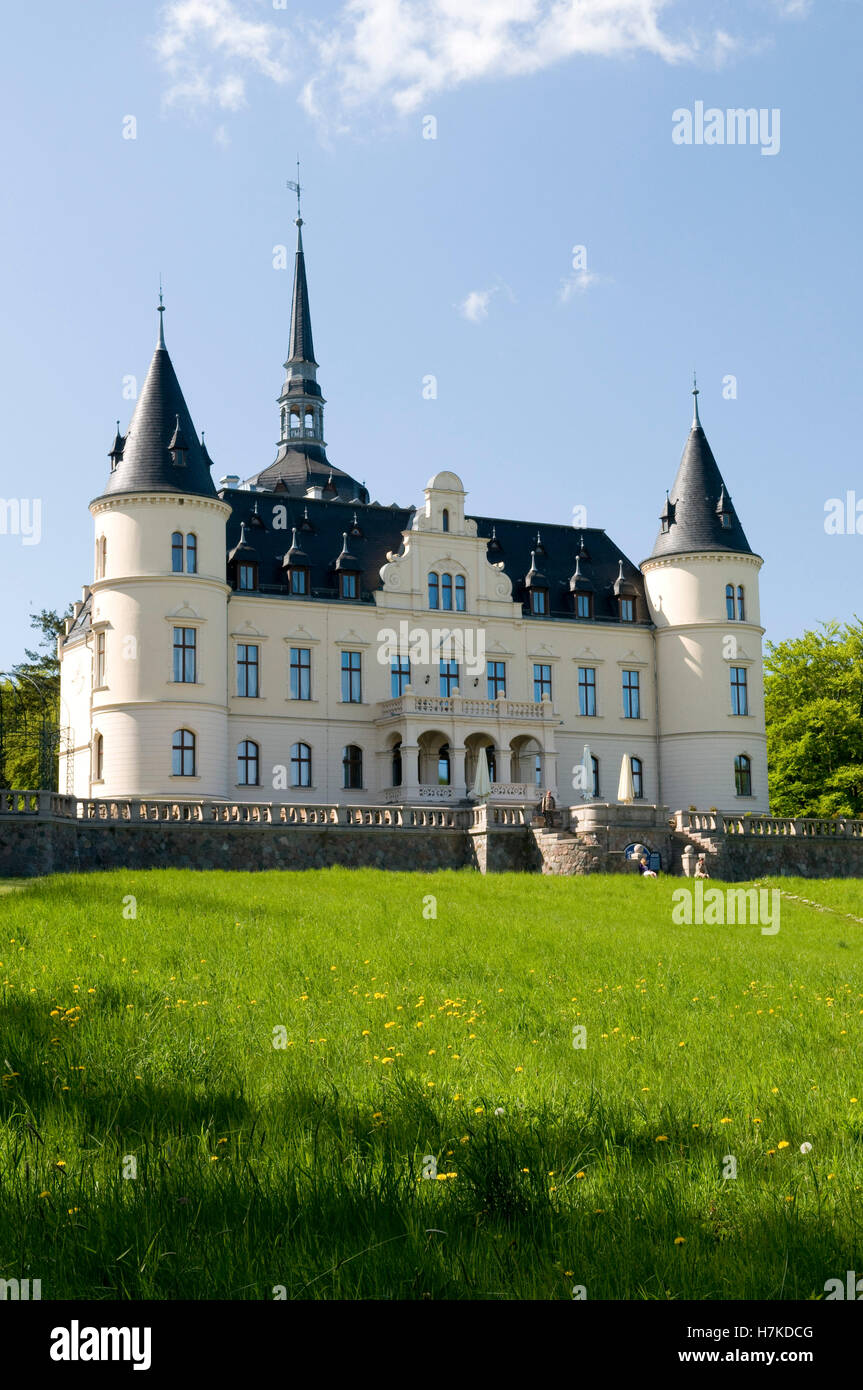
[558,269,608,303]
[459,288,496,322]
[152,0,809,127]
[155,0,292,112]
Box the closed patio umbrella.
[617,753,634,804]
[471,745,492,801]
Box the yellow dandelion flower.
[655,1135,668,1142]
[777,1140,790,1149]
[575,1171,586,1179]
[674,1236,686,1245]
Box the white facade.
[59,469,769,813]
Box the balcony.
[378,693,553,722]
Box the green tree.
[764,619,863,816]
[0,607,71,790]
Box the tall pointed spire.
[648,387,752,559]
[243,177,368,502]
[287,217,317,369]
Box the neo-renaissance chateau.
[58,216,768,814]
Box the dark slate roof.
[223,492,412,600]
[221,489,649,623]
[248,446,368,502]
[287,225,317,367]
[473,516,649,623]
[97,329,216,500]
[649,399,752,559]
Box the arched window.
[631,756,644,800]
[391,740,402,787]
[455,574,466,612]
[725,583,735,620]
[737,585,745,621]
[96,535,107,579]
[343,744,363,789]
[438,743,451,786]
[291,742,312,788]
[172,729,195,777]
[186,533,197,574]
[280,406,287,439]
[428,572,439,609]
[93,732,104,782]
[591,754,599,798]
[442,508,449,532]
[237,739,260,786]
[172,531,184,573]
[441,573,453,611]
[734,754,752,797]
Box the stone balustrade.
[673,809,863,838]
[378,693,550,721]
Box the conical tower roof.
[649,386,751,558]
[99,305,215,499]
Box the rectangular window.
[533,664,552,703]
[619,597,634,622]
[95,631,106,686]
[440,660,459,697]
[576,592,591,619]
[578,666,596,717]
[531,589,548,616]
[340,572,358,599]
[237,644,259,697]
[730,666,749,716]
[391,657,411,698]
[341,650,362,703]
[290,568,308,595]
[487,660,506,700]
[238,563,256,591]
[290,648,311,700]
[173,627,196,683]
[622,669,640,719]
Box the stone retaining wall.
[3,797,863,880]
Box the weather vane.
[287,157,302,225]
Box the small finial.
[157,276,166,347]
[691,370,701,427]
[287,157,303,228]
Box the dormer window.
[238,562,257,591]
[575,592,592,619]
[340,572,358,599]
[619,597,634,622]
[289,566,309,595]
[531,588,548,616]
[720,512,731,529]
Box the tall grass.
[0,869,861,1299]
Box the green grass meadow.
[1,868,862,1300]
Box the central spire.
[242,180,368,502]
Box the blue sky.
[1,0,860,665]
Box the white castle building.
[58,218,768,813]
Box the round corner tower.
[640,387,768,814]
